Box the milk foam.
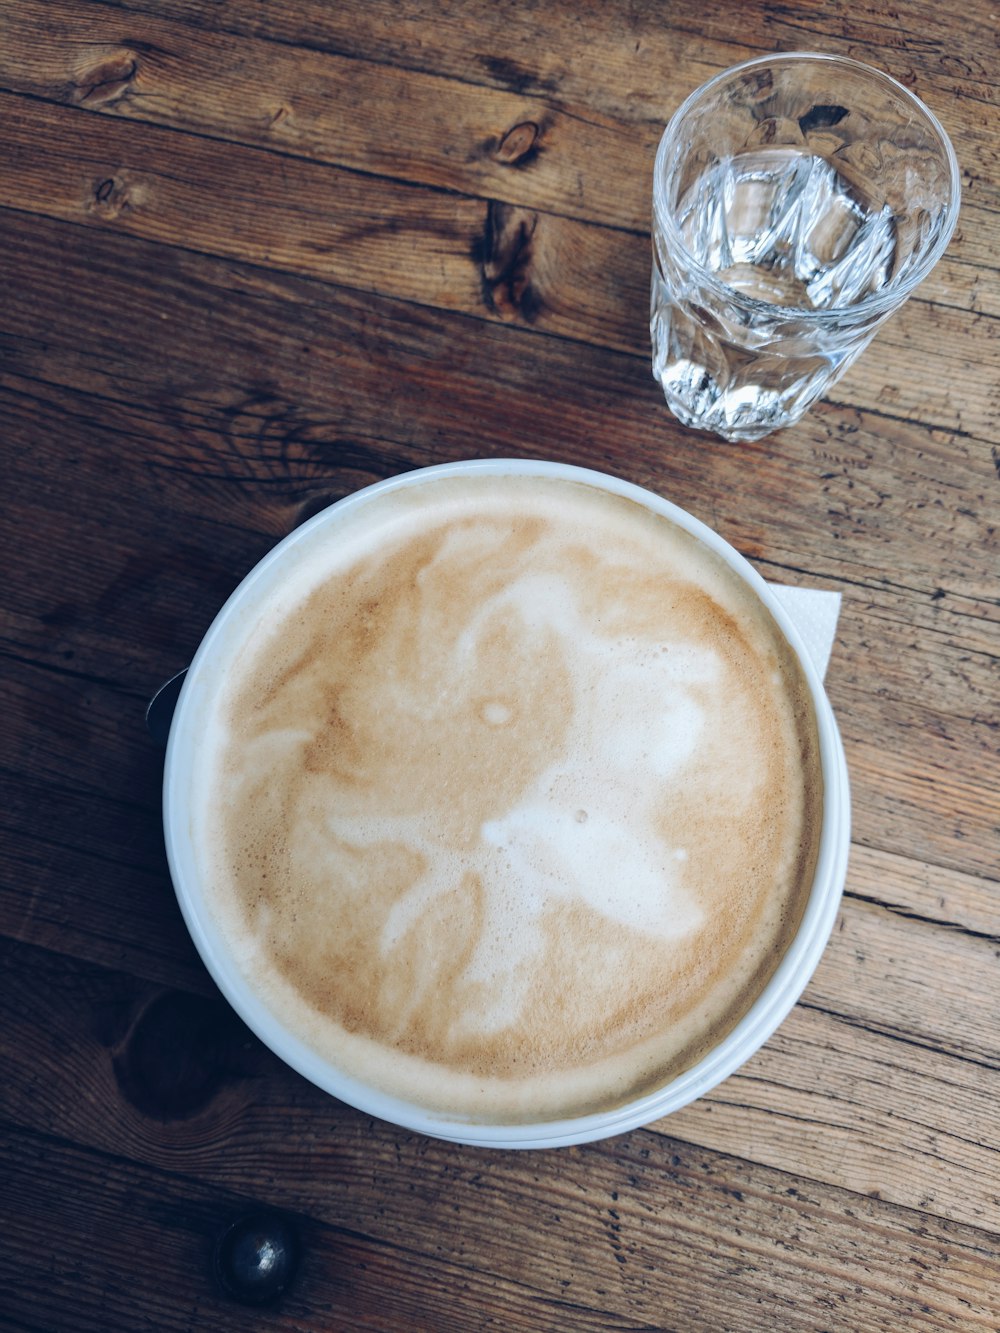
[352,568,711,1037]
[196,474,823,1123]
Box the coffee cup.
[164,459,849,1147]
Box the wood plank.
[1,216,996,880]
[0,91,501,330]
[0,0,654,232]
[5,352,998,639]
[4,1125,607,1332]
[836,720,1000,877]
[89,0,1000,146]
[807,894,1000,1072]
[5,0,996,258]
[5,359,997,655]
[846,842,1000,939]
[3,408,998,881]
[661,998,1000,1233]
[5,358,998,632]
[77,0,997,315]
[54,0,997,343]
[1,213,995,612]
[1,91,996,442]
[3,874,1000,1235]
[2,941,999,1329]
[839,301,1000,442]
[757,1,1000,111]
[0,770,213,995]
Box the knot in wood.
[112,990,248,1121]
[74,50,139,109]
[495,121,541,166]
[91,175,127,219]
[90,171,151,219]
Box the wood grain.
[2,212,996,884]
[0,0,652,230]
[2,942,999,1330]
[9,0,993,269]
[7,1126,619,1333]
[4,800,998,1233]
[662,998,1000,1232]
[1,87,996,444]
[2,0,999,1325]
[79,0,1000,134]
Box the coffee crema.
[195,473,823,1123]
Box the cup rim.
[652,50,962,322]
[163,458,851,1148]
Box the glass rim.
[652,51,962,322]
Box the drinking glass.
[650,52,960,442]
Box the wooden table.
[2,1,998,1328]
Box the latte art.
[346,569,709,1038]
[196,474,823,1123]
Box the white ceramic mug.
[164,459,850,1147]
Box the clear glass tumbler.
[650,52,960,442]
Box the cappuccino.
[192,471,823,1123]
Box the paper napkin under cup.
[768,584,842,680]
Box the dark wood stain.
[473,200,544,321]
[478,54,559,97]
[112,991,257,1121]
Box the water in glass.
[652,147,902,441]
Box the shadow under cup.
[163,460,851,1148]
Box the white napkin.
[768,584,842,680]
